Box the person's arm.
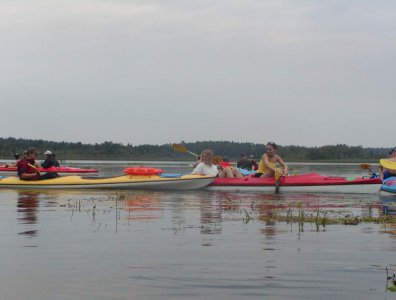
[276,155,288,175]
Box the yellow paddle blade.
[171,143,199,157]
[171,143,188,153]
[212,155,223,165]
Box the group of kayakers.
[8,147,60,181]
[3,144,396,182]
[191,142,396,180]
[192,142,288,178]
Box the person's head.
[389,147,396,157]
[222,156,230,162]
[25,147,38,159]
[14,153,20,160]
[248,154,255,160]
[44,150,53,157]
[200,149,214,165]
[240,152,247,159]
[265,142,278,156]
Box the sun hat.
[44,150,52,155]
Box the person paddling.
[191,149,219,176]
[5,153,21,168]
[255,142,288,178]
[17,147,59,180]
[41,150,60,168]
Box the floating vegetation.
[386,266,396,292]
[242,208,253,223]
[257,201,396,229]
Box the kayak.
[380,176,396,195]
[0,174,215,190]
[0,166,98,174]
[207,173,382,194]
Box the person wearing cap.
[4,153,21,168]
[249,155,259,171]
[379,147,396,180]
[17,147,59,180]
[41,150,60,169]
[237,152,253,170]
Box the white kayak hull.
[0,175,215,191]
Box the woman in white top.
[191,149,219,176]
[191,149,243,178]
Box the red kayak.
[0,166,98,174]
[208,173,382,194]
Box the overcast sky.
[1,0,394,147]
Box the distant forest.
[0,137,391,162]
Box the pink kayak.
[0,166,98,174]
[208,173,382,194]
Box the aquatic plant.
[386,266,396,292]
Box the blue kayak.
[381,176,396,194]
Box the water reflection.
[124,192,162,220]
[17,191,39,237]
[200,194,222,235]
[2,186,396,299]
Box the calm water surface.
[0,162,395,300]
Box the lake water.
[0,161,395,300]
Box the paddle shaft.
[187,150,199,157]
[275,169,282,193]
[28,163,41,175]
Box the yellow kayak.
[380,159,396,171]
[0,174,215,190]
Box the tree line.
[0,137,390,162]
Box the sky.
[0,0,395,147]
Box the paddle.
[212,155,223,165]
[171,143,199,157]
[275,169,282,193]
[360,163,380,178]
[360,163,374,174]
[28,163,41,176]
